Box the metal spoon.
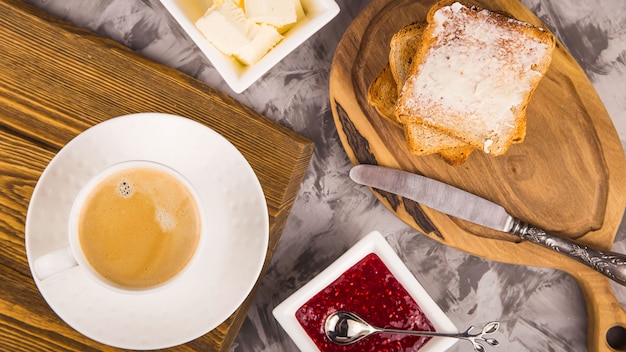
[324,311,500,352]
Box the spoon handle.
[375,328,461,338]
[378,321,500,352]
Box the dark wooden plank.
[0,0,314,350]
[0,0,313,217]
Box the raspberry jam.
[295,253,435,351]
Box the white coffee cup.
[33,160,206,294]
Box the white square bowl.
[273,231,458,352]
[158,0,340,93]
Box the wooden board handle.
[570,270,626,351]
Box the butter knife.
[350,164,626,286]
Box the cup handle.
[33,246,78,281]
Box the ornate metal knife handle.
[509,219,626,286]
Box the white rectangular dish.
[273,231,458,351]
[158,0,340,93]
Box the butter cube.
[210,0,241,7]
[243,0,299,28]
[276,0,305,33]
[236,23,283,64]
[195,1,283,65]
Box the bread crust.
[367,65,402,127]
[389,22,425,94]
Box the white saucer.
[25,113,269,350]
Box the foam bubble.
[117,180,133,198]
[156,207,175,231]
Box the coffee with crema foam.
[78,167,201,289]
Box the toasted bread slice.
[396,0,555,155]
[368,63,473,163]
[389,22,426,94]
[403,123,472,165]
[368,22,473,164]
[367,65,402,127]
[389,21,474,161]
[367,22,426,126]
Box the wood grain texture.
[330,0,626,351]
[0,0,313,351]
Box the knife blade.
[350,163,514,232]
[350,164,626,286]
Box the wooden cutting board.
[0,0,312,351]
[330,0,626,350]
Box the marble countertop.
[21,0,626,351]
